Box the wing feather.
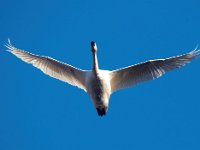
[6,42,87,91]
[109,49,200,92]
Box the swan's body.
[6,40,200,116]
[86,70,111,115]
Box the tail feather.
[96,107,108,116]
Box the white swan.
[6,40,200,116]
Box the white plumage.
[6,40,200,116]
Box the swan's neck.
[92,52,99,74]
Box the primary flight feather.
[6,40,200,116]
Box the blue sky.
[0,0,200,150]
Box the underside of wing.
[6,41,87,91]
[109,49,200,92]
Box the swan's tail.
[96,106,108,116]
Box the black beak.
[91,41,95,47]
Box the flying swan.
[6,40,200,116]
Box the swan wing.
[6,42,87,91]
[109,49,200,92]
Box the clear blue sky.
[0,0,200,150]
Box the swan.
[6,40,200,116]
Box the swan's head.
[91,41,97,53]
